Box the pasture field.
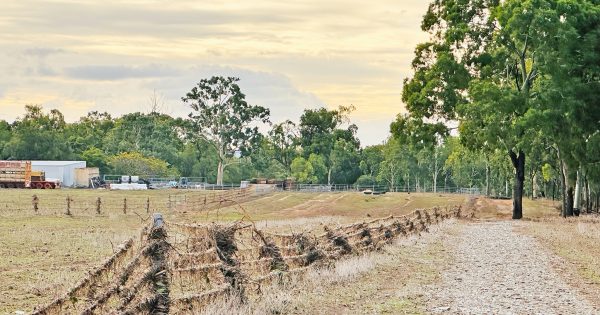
[1,189,598,314]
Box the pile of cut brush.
[33,205,465,314]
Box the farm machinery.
[0,160,60,189]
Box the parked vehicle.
[0,160,60,189]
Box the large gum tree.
[183,76,270,185]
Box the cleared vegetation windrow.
[31,205,469,314]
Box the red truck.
[0,160,60,189]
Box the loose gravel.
[427,221,598,315]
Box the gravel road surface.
[427,221,598,315]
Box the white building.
[31,161,87,187]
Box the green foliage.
[0,120,11,159]
[66,111,114,153]
[103,112,184,166]
[542,163,555,183]
[396,0,600,213]
[182,76,270,184]
[359,145,384,177]
[108,152,177,177]
[444,138,486,188]
[80,147,109,174]
[268,120,298,172]
[3,105,73,160]
[355,175,377,186]
[330,139,361,184]
[291,154,327,184]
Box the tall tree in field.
[182,76,270,185]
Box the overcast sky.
[0,0,429,146]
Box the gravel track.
[427,221,598,315]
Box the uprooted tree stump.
[210,224,246,299]
[255,230,289,272]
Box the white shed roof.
[31,161,87,166]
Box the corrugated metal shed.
[31,161,87,187]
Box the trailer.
[0,160,60,189]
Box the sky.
[0,0,430,146]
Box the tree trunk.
[509,150,525,220]
[566,186,575,216]
[584,175,590,213]
[433,147,438,193]
[532,172,538,199]
[444,172,448,193]
[327,168,332,185]
[556,148,573,217]
[574,169,581,213]
[216,160,224,186]
[485,159,490,197]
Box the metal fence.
[280,184,484,195]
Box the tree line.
[0,97,588,203]
[396,0,600,218]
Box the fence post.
[146,197,150,214]
[149,213,169,312]
[123,197,127,214]
[96,197,102,215]
[65,195,71,216]
[32,195,39,213]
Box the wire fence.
[0,183,489,217]
[0,187,261,216]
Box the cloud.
[63,64,181,80]
[144,64,325,123]
[22,47,66,57]
[0,0,431,146]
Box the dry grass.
[473,196,561,220]
[0,215,140,312]
[197,192,467,222]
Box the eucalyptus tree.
[182,76,270,185]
